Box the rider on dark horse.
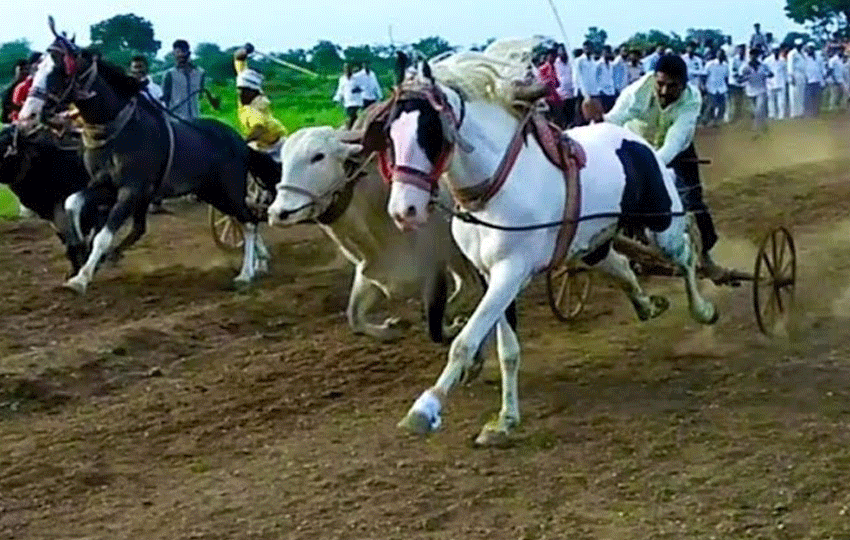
[586,54,725,282]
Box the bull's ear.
[394,51,409,86]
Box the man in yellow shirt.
[233,43,287,158]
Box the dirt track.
[2,118,850,540]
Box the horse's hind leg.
[654,218,718,325]
[105,203,149,263]
[65,187,140,294]
[253,227,270,275]
[593,246,670,321]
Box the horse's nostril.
[405,205,417,218]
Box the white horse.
[383,50,718,445]
[267,126,485,343]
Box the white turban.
[236,69,263,91]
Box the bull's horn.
[48,16,59,38]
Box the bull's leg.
[347,262,406,342]
[234,222,259,286]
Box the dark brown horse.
[20,21,275,293]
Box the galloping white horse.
[267,127,483,343]
[383,50,718,445]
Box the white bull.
[268,127,483,343]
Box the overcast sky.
[6,0,806,57]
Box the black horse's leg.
[105,200,149,263]
[65,186,141,294]
[423,268,450,344]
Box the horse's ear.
[48,15,59,38]
[394,51,408,86]
[70,34,76,44]
[422,60,434,83]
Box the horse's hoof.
[63,277,87,295]
[232,278,252,291]
[398,410,438,436]
[649,295,671,318]
[705,305,720,325]
[474,425,514,448]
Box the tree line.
[0,1,847,86]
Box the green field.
[0,186,20,217]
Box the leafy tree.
[786,0,850,38]
[584,26,608,50]
[309,40,343,71]
[342,45,373,65]
[90,14,160,61]
[412,36,453,59]
[685,28,725,48]
[623,29,682,53]
[0,40,32,84]
[779,31,813,48]
[194,42,235,84]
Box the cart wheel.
[753,227,796,335]
[209,205,245,253]
[546,264,592,322]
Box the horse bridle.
[274,152,376,223]
[377,81,468,196]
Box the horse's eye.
[310,153,325,164]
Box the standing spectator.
[765,33,775,55]
[553,44,576,127]
[10,53,43,123]
[704,49,730,126]
[843,52,850,109]
[2,60,28,124]
[787,39,807,117]
[129,55,164,105]
[333,63,364,129]
[749,23,768,55]
[739,47,772,132]
[612,46,629,95]
[803,42,825,117]
[721,36,735,62]
[536,48,564,123]
[595,46,617,112]
[681,42,705,85]
[626,49,645,84]
[826,48,845,111]
[356,61,382,108]
[162,40,219,120]
[642,45,663,72]
[726,45,746,122]
[764,47,788,119]
[575,41,600,123]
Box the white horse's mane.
[426,38,541,117]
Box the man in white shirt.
[612,46,629,95]
[844,54,850,109]
[129,55,164,105]
[726,44,746,122]
[704,50,730,126]
[333,63,365,128]
[786,39,807,117]
[764,47,788,119]
[595,45,617,111]
[827,48,846,111]
[803,43,825,117]
[739,48,773,132]
[575,41,600,123]
[642,45,663,73]
[681,42,705,86]
[626,49,645,85]
[355,61,382,108]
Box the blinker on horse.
[20,18,273,293]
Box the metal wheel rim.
[209,205,245,253]
[753,227,796,335]
[547,265,592,322]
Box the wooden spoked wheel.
[753,227,796,335]
[546,264,592,322]
[209,175,267,253]
[209,207,244,253]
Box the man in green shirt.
[587,55,723,280]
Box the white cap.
[236,69,263,91]
[794,38,803,45]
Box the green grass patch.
[0,186,20,218]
